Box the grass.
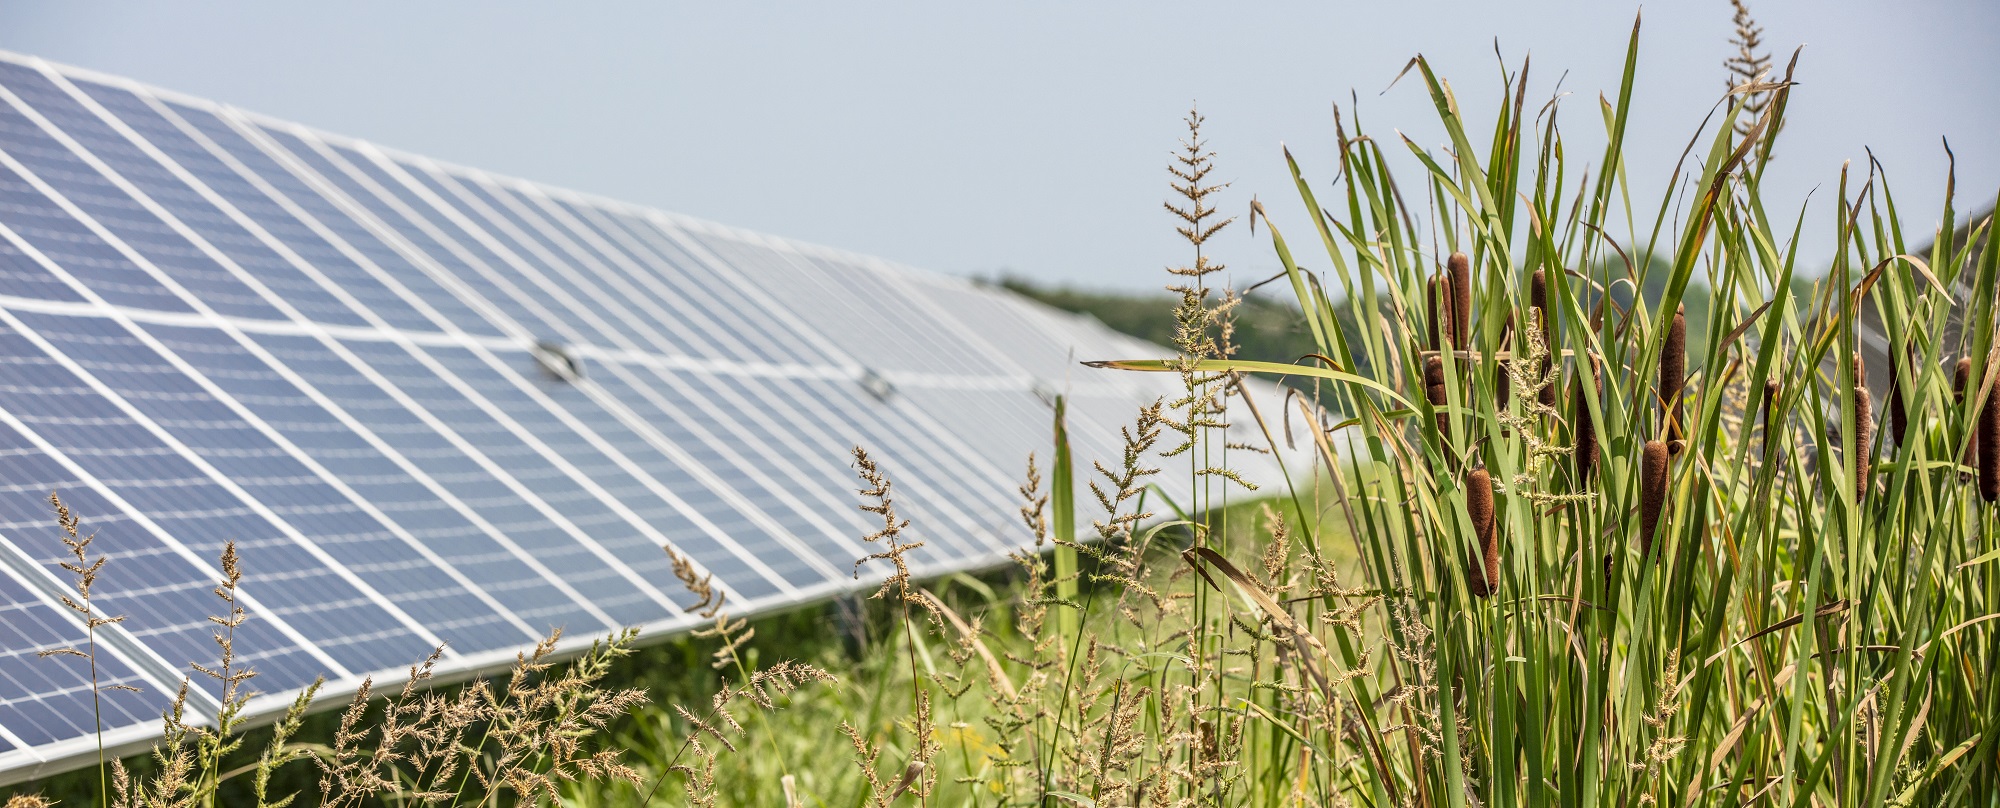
[11,5,2000,806]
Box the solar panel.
[0,50,1305,782]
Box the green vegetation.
[12,6,2000,807]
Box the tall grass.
[13,8,2000,807]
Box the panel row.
[0,50,1295,775]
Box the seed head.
[1639,440,1670,562]
[1426,355,1451,461]
[1465,468,1497,598]
[1850,352,1872,502]
[1660,306,1687,443]
[1887,343,1910,447]
[1427,275,1447,352]
[1573,354,1600,483]
[1981,359,2000,503]
[1762,379,1781,458]
[1531,269,1556,408]
[1956,357,1976,476]
[1448,252,1472,351]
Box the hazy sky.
[1,2,1995,293]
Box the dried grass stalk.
[1639,440,1669,562]
[1465,468,1497,598]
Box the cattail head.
[1981,358,2000,503]
[1850,352,1872,502]
[1496,310,1514,410]
[1427,275,1447,352]
[1426,355,1452,461]
[1660,305,1687,443]
[1887,343,1909,447]
[1449,251,1472,351]
[1956,357,1977,477]
[1572,353,1600,484]
[1532,268,1556,407]
[1465,467,1497,598]
[1762,379,1781,458]
[1639,440,1670,562]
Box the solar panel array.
[0,52,1299,781]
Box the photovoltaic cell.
[0,51,1300,780]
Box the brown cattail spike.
[1887,342,1909,447]
[1531,268,1556,407]
[1426,356,1451,461]
[1496,310,1514,412]
[1850,352,1873,501]
[1573,354,1600,484]
[1466,467,1497,598]
[1762,379,1781,458]
[1639,440,1670,562]
[1956,357,1976,477]
[1982,359,2000,503]
[1449,251,1472,351]
[1427,276,1446,352]
[1660,306,1687,443]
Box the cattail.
[1982,358,2000,503]
[1449,251,1472,351]
[1532,268,1556,407]
[1956,357,1976,476]
[1496,310,1513,413]
[1850,352,1873,502]
[1427,275,1447,352]
[1466,467,1497,597]
[1573,354,1600,483]
[1887,343,1909,447]
[1426,356,1451,460]
[1762,379,1781,458]
[1660,305,1687,442]
[1639,440,1669,562]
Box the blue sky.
[2,1,1995,291]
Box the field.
[13,7,2000,807]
